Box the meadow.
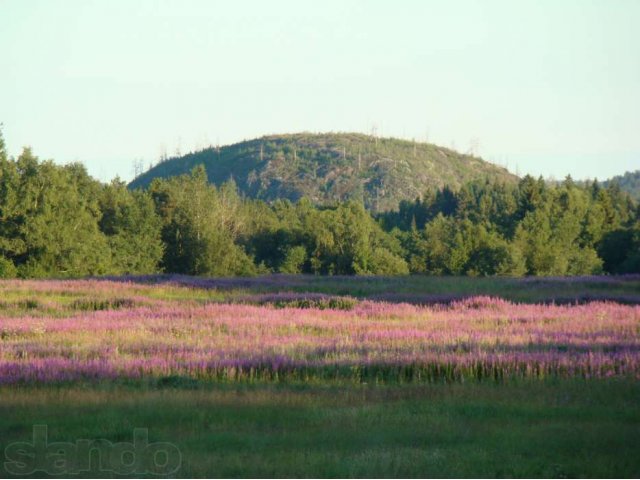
[1,275,639,477]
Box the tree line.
[0,137,638,278]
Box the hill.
[603,170,640,201]
[129,132,517,212]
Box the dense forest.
[0,131,638,278]
[603,170,640,201]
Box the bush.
[467,241,526,276]
[567,247,603,275]
[364,248,410,275]
[279,245,307,274]
[0,257,17,279]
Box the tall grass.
[0,279,638,385]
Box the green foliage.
[150,166,257,276]
[364,247,410,275]
[0,145,162,278]
[515,209,566,275]
[99,180,163,274]
[130,133,516,213]
[598,222,640,273]
[567,246,603,275]
[604,170,640,201]
[386,174,636,276]
[0,130,637,278]
[0,256,17,278]
[466,231,526,276]
[240,197,408,275]
[513,179,606,275]
[0,126,7,163]
[412,216,525,276]
[0,149,111,277]
[279,245,307,274]
[300,201,409,275]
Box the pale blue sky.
[1,0,638,182]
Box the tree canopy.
[0,130,638,278]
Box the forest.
[0,133,638,279]
[129,132,516,213]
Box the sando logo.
[4,425,182,476]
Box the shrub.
[0,257,17,278]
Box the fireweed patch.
[0,279,638,385]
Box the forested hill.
[129,133,516,212]
[604,170,640,201]
[1,127,638,279]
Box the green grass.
[2,275,638,316]
[1,276,638,477]
[163,274,640,304]
[276,275,640,302]
[1,380,639,478]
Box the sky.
[1,0,639,182]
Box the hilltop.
[129,132,517,211]
[603,170,640,201]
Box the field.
[1,275,639,477]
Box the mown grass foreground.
[2,381,639,478]
[0,275,639,477]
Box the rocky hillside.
[129,132,517,212]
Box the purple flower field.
[1,279,639,384]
